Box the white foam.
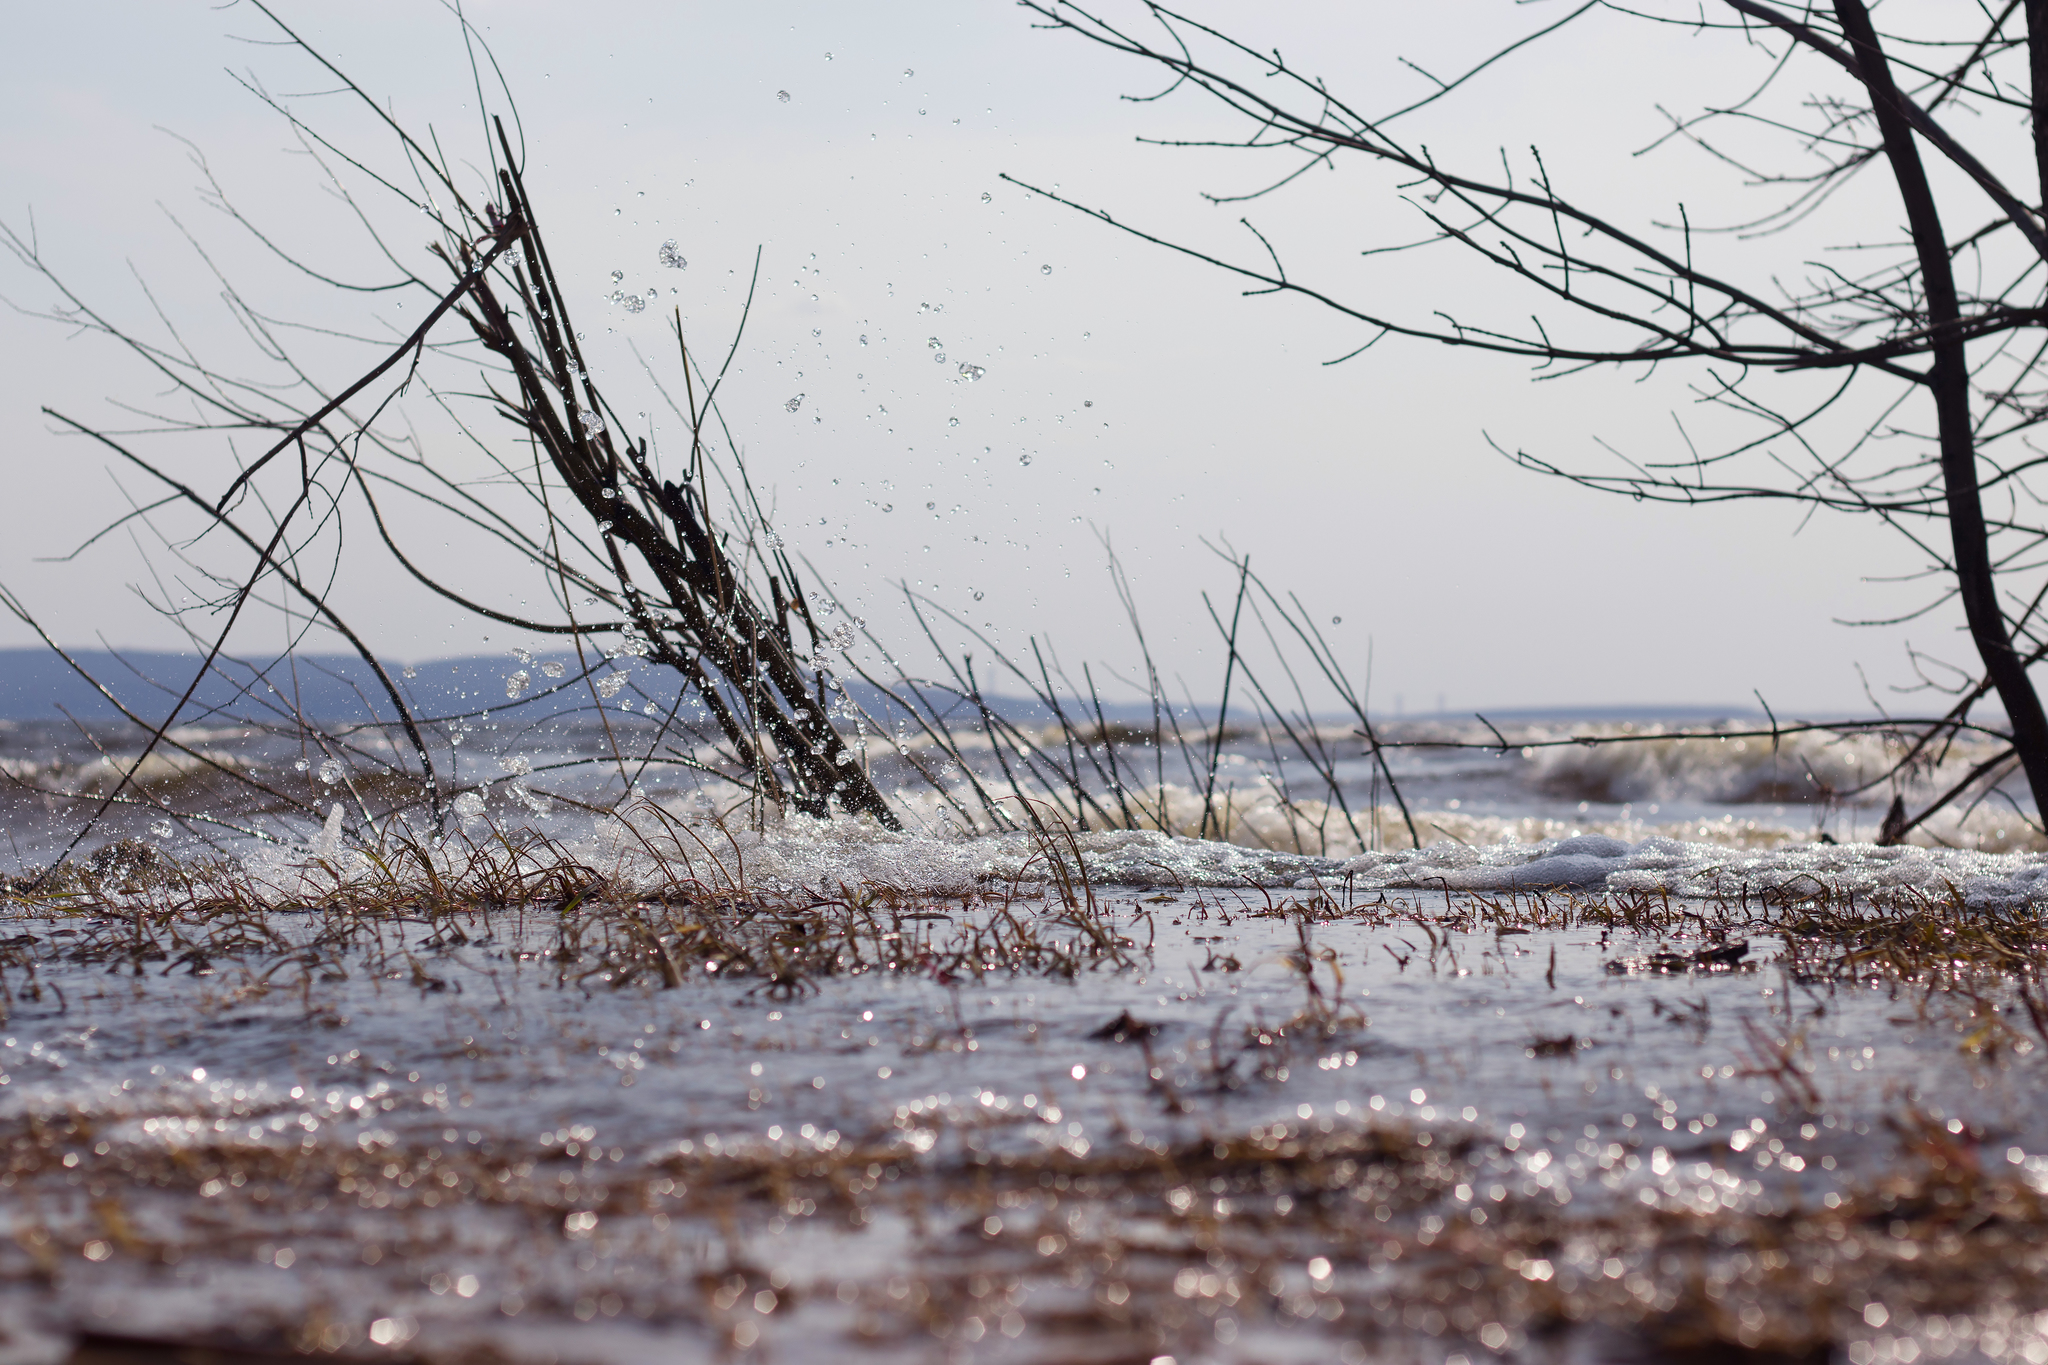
[223,789,2048,911]
[577,811,2048,909]
[1337,831,2048,908]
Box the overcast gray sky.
[0,1,1989,714]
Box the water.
[3,715,2048,1360]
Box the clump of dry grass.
[0,814,1145,1020]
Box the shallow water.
[6,708,2048,1361]
[5,867,2048,1363]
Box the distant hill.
[0,648,1165,729]
[0,648,535,726]
[0,648,1836,732]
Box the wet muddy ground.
[3,876,2048,1363]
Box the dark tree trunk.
[2029,1,2048,205]
[1840,0,2048,814]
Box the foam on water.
[231,801,2048,914]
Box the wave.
[1506,722,2006,806]
[226,799,2048,913]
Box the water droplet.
[578,407,606,436]
[859,334,869,346]
[595,673,630,699]
[453,791,486,817]
[929,336,943,349]
[824,51,833,60]
[777,90,791,103]
[1332,615,1343,625]
[401,664,418,679]
[502,755,533,776]
[812,328,822,337]
[1019,453,1032,466]
[506,669,532,700]
[981,191,992,204]
[785,394,805,413]
[294,758,310,772]
[904,68,914,78]
[926,501,936,510]
[934,352,947,364]
[317,759,343,785]
[541,661,565,678]
[658,240,688,270]
[1041,264,1053,275]
[958,363,985,382]
[764,529,785,548]
[621,293,646,313]
[610,269,624,285]
[830,622,856,650]
[1084,400,1093,408]
[948,417,959,427]
[150,820,173,839]
[882,503,893,512]
[512,647,533,664]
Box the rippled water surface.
[6,843,2048,1363]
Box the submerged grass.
[6,1085,2048,1362]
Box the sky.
[0,0,2010,716]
